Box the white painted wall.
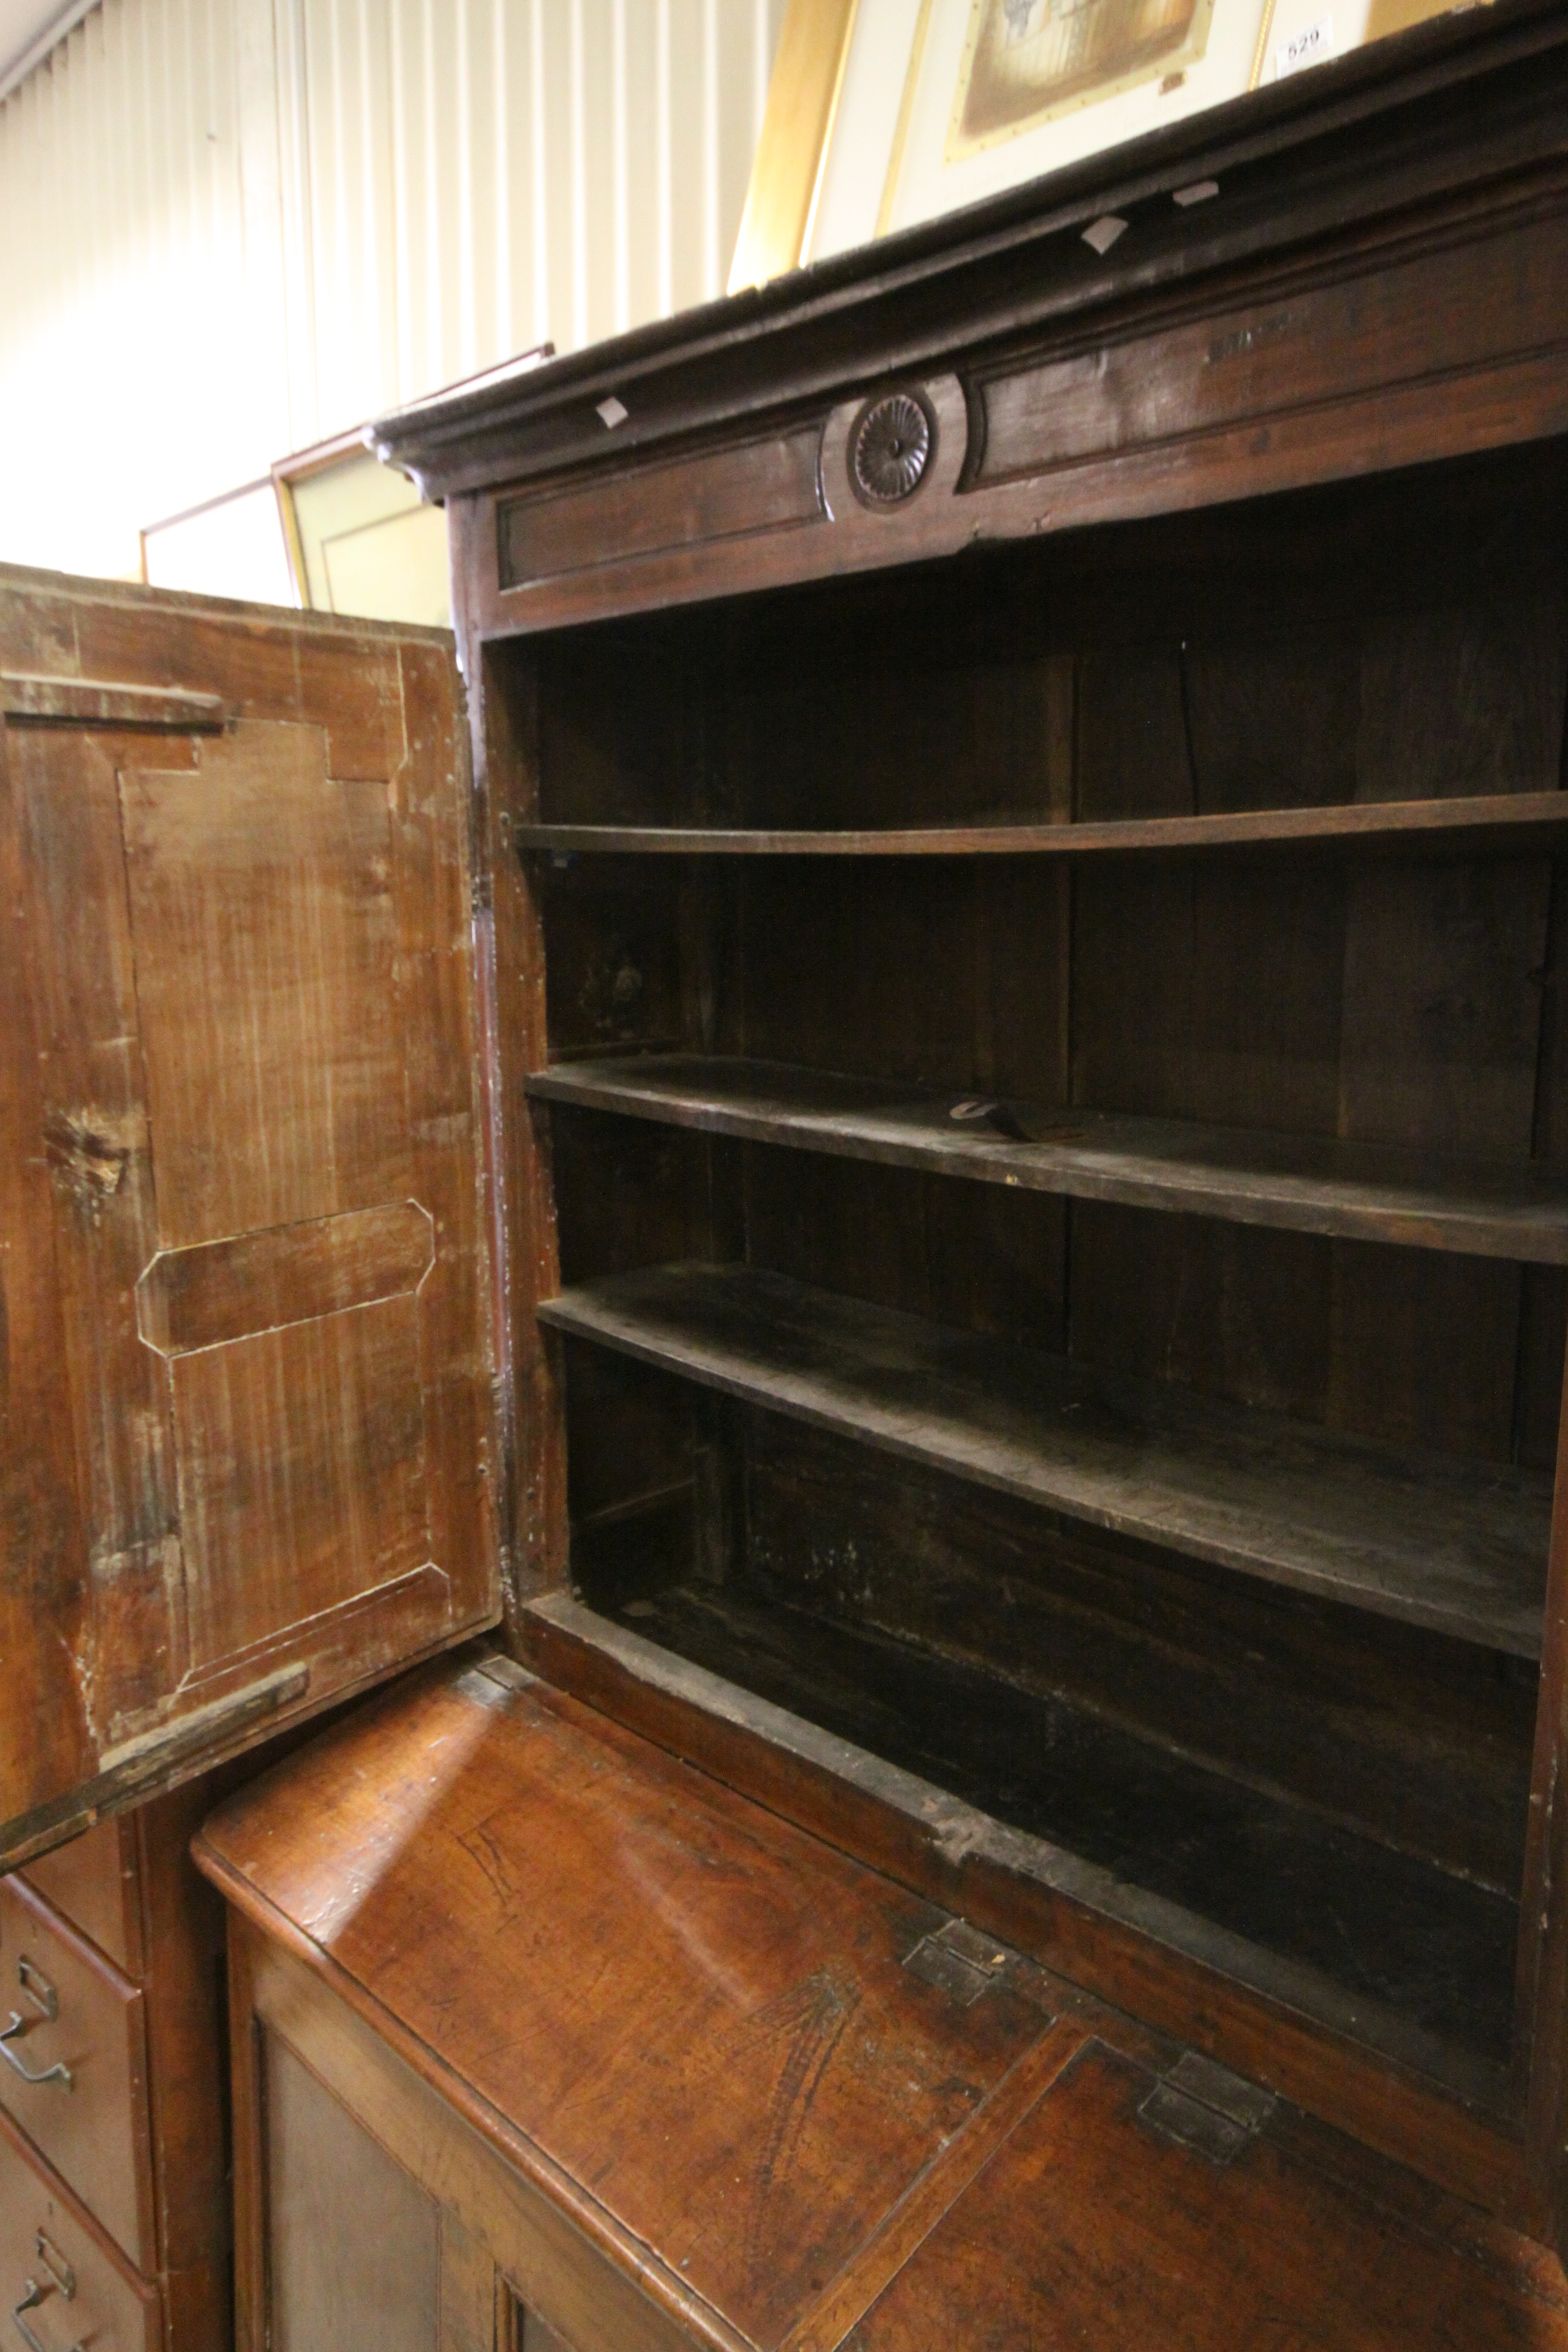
[0,0,784,581]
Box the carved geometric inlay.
[849,391,934,506]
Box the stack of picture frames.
[730,0,1476,287]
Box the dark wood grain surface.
[516,791,1568,858]
[197,1657,1055,2351]
[200,1654,1568,2351]
[530,1053,1568,1262]
[541,1261,1549,1654]
[443,6,1568,2243]
[845,2039,1563,2352]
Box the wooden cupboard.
[378,0,1568,2246]
[10,0,1568,2333]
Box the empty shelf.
[538,1261,1551,1656]
[554,1582,1518,2083]
[527,1054,1568,1264]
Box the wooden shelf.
[538,1263,1551,1657]
[516,791,1568,859]
[537,1586,1517,2087]
[527,1054,1568,1264]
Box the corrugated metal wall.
[0,0,784,578]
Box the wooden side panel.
[266,2035,442,2352]
[130,1775,237,2352]
[0,572,498,1868]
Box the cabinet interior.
[502,441,1568,2105]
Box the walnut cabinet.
[9,0,1568,2323]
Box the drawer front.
[0,1881,151,2268]
[0,2112,159,2352]
[18,1821,141,1978]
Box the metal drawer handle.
[16,1961,58,2025]
[13,2278,86,2352]
[0,2016,71,2090]
[31,2244,71,2305]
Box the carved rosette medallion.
[848,392,935,507]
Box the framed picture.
[734,0,1477,279]
[948,0,1229,159]
[274,428,452,629]
[827,0,1271,250]
[141,479,298,607]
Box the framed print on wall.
[741,0,1480,277]
[274,428,452,628]
[854,0,1273,247]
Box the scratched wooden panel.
[137,1204,434,1358]
[120,723,409,1249]
[170,1295,432,1674]
[0,718,94,1827]
[9,722,184,1741]
[390,638,494,1647]
[849,2040,1568,2352]
[198,1664,1056,2352]
[0,571,497,1868]
[66,596,408,780]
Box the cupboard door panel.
[165,1294,433,1672]
[0,584,498,1870]
[117,725,409,1244]
[266,2035,442,2352]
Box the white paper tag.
[1173,179,1220,208]
[596,394,629,429]
[1081,214,1129,256]
[1275,14,1335,77]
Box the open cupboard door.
[0,567,498,1870]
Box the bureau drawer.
[0,1881,151,2269]
[0,2110,159,2352]
[18,1820,141,1978]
